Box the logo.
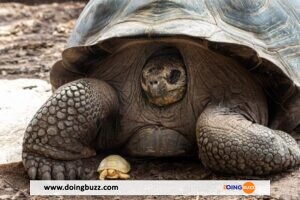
[242,182,255,194]
[224,182,255,194]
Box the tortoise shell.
[51,0,299,103]
[97,155,131,173]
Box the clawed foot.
[196,105,300,175]
[21,78,120,180]
[23,152,95,180]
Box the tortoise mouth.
[146,88,187,106]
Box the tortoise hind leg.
[22,78,119,179]
[196,105,300,175]
[270,88,300,135]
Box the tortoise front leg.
[22,78,119,180]
[196,105,300,175]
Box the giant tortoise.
[22,0,300,179]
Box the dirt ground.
[0,0,87,80]
[0,156,299,200]
[0,1,299,200]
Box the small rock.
[0,195,12,200]
[23,85,37,90]
[1,71,7,76]
[4,188,14,192]
[279,194,292,200]
[291,195,299,200]
[16,51,26,57]
[12,191,23,200]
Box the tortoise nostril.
[150,81,158,85]
[168,70,181,84]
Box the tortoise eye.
[148,68,154,73]
[168,70,181,84]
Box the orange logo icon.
[243,182,255,194]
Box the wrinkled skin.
[22,40,300,179]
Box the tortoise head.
[141,48,187,106]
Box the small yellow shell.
[97,155,131,173]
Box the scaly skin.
[22,78,118,179]
[196,105,300,175]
